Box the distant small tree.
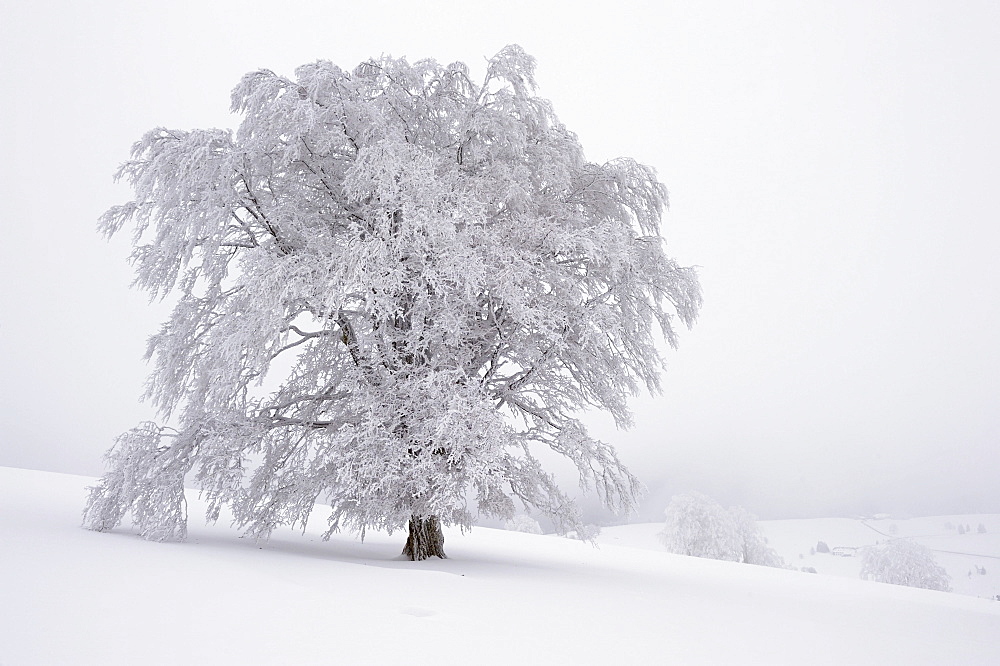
[504,514,543,535]
[978,523,987,534]
[816,541,830,554]
[660,492,740,561]
[729,506,786,568]
[565,523,602,541]
[660,493,784,567]
[81,46,701,560]
[958,524,966,535]
[859,540,951,592]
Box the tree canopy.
[860,540,951,592]
[83,45,701,559]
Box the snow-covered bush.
[816,541,830,554]
[659,493,784,567]
[859,540,951,592]
[504,515,543,535]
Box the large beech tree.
[83,46,701,560]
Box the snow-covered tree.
[859,540,951,592]
[82,46,701,560]
[504,514,543,534]
[659,493,784,567]
[565,524,602,541]
[660,493,741,561]
[729,506,785,568]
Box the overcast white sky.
[1,0,997,520]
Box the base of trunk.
[402,515,447,561]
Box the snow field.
[2,466,998,665]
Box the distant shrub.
[816,541,830,554]
[504,514,542,535]
[958,524,966,535]
[859,540,951,592]
[978,523,987,534]
[802,567,817,574]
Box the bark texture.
[402,515,447,560]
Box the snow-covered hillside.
[2,466,998,665]
[758,515,1000,599]
[600,516,1000,601]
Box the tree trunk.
[402,515,447,561]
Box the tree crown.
[84,46,701,546]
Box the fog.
[1,1,997,521]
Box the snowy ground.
[2,467,999,665]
